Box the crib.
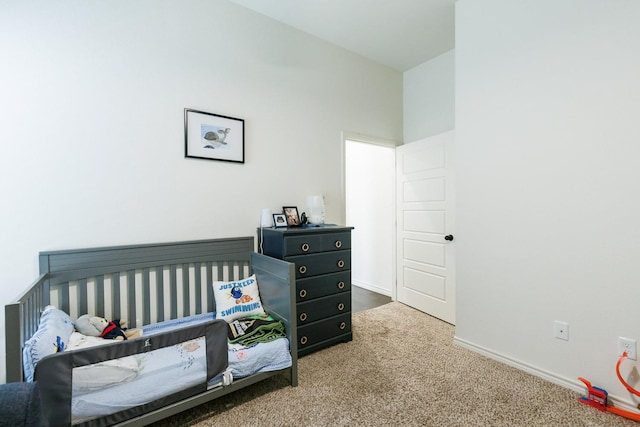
[4,237,297,426]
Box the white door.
[396,131,455,324]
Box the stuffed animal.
[75,314,142,340]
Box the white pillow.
[23,305,75,382]
[212,274,265,322]
[68,332,140,391]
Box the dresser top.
[260,224,354,235]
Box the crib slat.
[127,270,135,327]
[25,298,34,338]
[207,262,214,313]
[112,273,121,320]
[59,285,70,315]
[142,268,151,326]
[156,266,164,323]
[214,261,225,312]
[78,278,88,316]
[194,262,202,314]
[96,276,105,318]
[170,265,177,320]
[182,263,190,316]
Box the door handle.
[444,234,454,241]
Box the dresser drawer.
[283,232,351,256]
[297,312,352,349]
[287,250,351,279]
[296,271,351,302]
[296,292,351,325]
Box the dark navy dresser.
[259,225,354,356]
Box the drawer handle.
[299,289,307,298]
[338,303,345,311]
[339,322,346,330]
[337,260,345,268]
[299,312,308,322]
[299,265,307,274]
[335,240,342,249]
[337,281,345,290]
[300,336,308,345]
[301,243,310,252]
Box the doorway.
[344,136,396,298]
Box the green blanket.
[227,313,286,347]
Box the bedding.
[69,333,139,391]
[23,307,140,390]
[228,338,291,378]
[228,313,286,346]
[24,310,292,380]
[22,305,74,382]
[143,312,292,379]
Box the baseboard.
[352,280,391,297]
[453,336,639,413]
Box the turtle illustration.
[203,128,230,149]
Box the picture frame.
[272,213,287,228]
[283,206,301,227]
[184,108,244,163]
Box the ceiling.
[229,0,456,72]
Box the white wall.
[455,0,640,406]
[403,50,455,143]
[345,140,395,296]
[0,0,402,383]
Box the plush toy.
[75,314,142,340]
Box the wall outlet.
[618,337,637,360]
[554,321,569,341]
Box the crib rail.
[5,273,49,382]
[39,238,253,326]
[46,260,250,327]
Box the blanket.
[227,314,286,347]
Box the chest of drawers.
[259,225,354,356]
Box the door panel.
[403,177,445,202]
[396,131,455,324]
[404,211,445,234]
[404,268,445,300]
[404,239,445,267]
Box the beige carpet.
[157,302,637,426]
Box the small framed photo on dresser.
[273,213,287,228]
[283,206,301,227]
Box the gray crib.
[5,236,297,426]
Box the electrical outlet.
[618,337,637,360]
[554,321,569,341]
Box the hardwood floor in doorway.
[352,285,391,312]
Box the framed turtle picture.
[184,109,245,163]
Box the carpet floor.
[156,302,638,426]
